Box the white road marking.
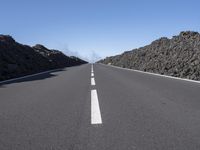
[91,89,102,124]
[91,64,94,73]
[0,68,63,84]
[91,77,96,85]
[90,64,102,124]
[101,63,200,84]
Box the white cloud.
[90,51,102,63]
[63,47,101,63]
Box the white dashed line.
[91,77,96,86]
[91,72,94,77]
[90,64,102,124]
[91,64,94,73]
[91,89,102,124]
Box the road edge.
[0,68,65,84]
[99,63,200,84]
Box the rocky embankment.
[99,31,200,80]
[0,35,87,81]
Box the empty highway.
[0,63,200,150]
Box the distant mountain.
[0,35,87,81]
[98,31,200,81]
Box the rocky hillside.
[0,35,87,81]
[99,31,200,80]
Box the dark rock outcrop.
[0,35,87,81]
[98,31,200,80]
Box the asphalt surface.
[0,63,200,149]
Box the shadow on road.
[0,68,66,88]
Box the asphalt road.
[0,63,200,150]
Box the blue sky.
[1,0,200,62]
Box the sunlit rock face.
[99,31,200,80]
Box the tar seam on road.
[91,64,102,124]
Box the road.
[0,63,200,150]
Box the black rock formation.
[98,31,200,80]
[0,35,87,81]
